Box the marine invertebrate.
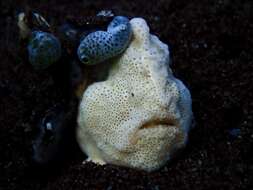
[58,11,114,54]
[18,12,61,70]
[77,16,132,65]
[18,11,50,39]
[77,18,193,171]
[28,31,61,70]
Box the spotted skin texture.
[28,31,61,70]
[77,16,132,65]
[77,18,193,172]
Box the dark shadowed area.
[0,0,252,189]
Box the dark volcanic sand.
[0,0,253,189]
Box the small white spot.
[46,122,53,130]
[97,10,114,17]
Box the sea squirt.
[28,31,61,70]
[77,16,132,65]
[18,12,62,70]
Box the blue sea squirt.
[18,12,61,70]
[77,16,132,65]
[28,31,62,70]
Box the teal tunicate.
[77,16,132,65]
[28,31,61,70]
